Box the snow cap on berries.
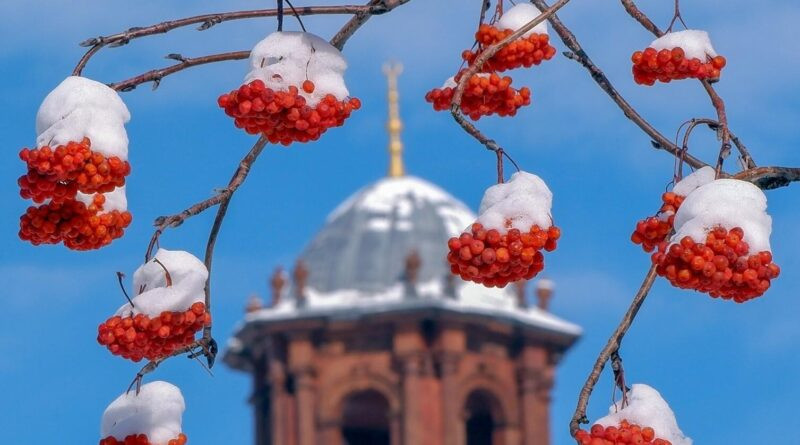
[117,249,208,317]
[672,166,715,197]
[596,384,692,445]
[650,30,718,61]
[245,31,349,106]
[672,179,772,252]
[36,76,130,160]
[497,3,548,37]
[101,381,185,445]
[476,171,553,233]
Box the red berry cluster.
[630,192,685,252]
[425,72,531,120]
[97,302,211,362]
[576,421,671,445]
[18,137,130,203]
[632,47,727,85]
[217,79,361,145]
[100,433,188,445]
[19,193,132,250]
[446,222,560,287]
[652,227,780,302]
[461,24,556,72]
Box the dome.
[295,175,520,308]
[303,176,469,290]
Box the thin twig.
[620,0,754,172]
[329,0,410,50]
[116,272,135,308]
[532,0,707,170]
[110,51,250,92]
[569,265,658,436]
[285,0,308,32]
[72,4,388,76]
[450,0,570,159]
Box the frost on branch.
[100,381,187,445]
[631,166,715,253]
[632,30,727,85]
[18,76,133,250]
[217,31,361,145]
[447,172,560,288]
[97,249,211,362]
[575,384,691,445]
[652,179,780,302]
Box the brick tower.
[223,63,580,445]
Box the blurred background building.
[224,63,580,445]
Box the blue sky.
[1,1,799,444]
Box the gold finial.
[383,62,405,177]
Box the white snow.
[497,3,548,37]
[477,171,553,233]
[75,186,128,212]
[536,278,555,291]
[116,249,208,318]
[442,73,490,89]
[101,381,185,445]
[650,30,718,61]
[672,166,715,197]
[672,179,772,252]
[244,31,349,106]
[596,384,691,445]
[327,176,475,236]
[246,278,581,336]
[36,76,130,160]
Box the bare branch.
[450,0,571,157]
[329,0,410,50]
[620,0,755,171]
[73,4,389,75]
[110,51,250,92]
[532,0,708,170]
[569,265,658,436]
[734,166,800,190]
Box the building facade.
[223,65,580,445]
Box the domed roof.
[299,175,475,295]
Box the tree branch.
[619,0,755,171]
[111,51,250,92]
[450,0,571,156]
[569,265,658,436]
[532,0,708,170]
[73,4,389,76]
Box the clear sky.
[1,1,799,444]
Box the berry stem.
[568,264,658,437]
[152,258,173,287]
[116,272,135,308]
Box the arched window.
[464,390,501,445]
[341,389,391,445]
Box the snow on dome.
[327,176,475,235]
[596,384,692,445]
[476,171,553,233]
[536,278,555,291]
[35,76,130,160]
[76,186,129,212]
[101,381,185,445]
[497,3,548,37]
[116,249,208,318]
[244,31,349,106]
[672,179,772,252]
[672,166,715,197]
[650,30,718,61]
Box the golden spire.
[383,62,405,177]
